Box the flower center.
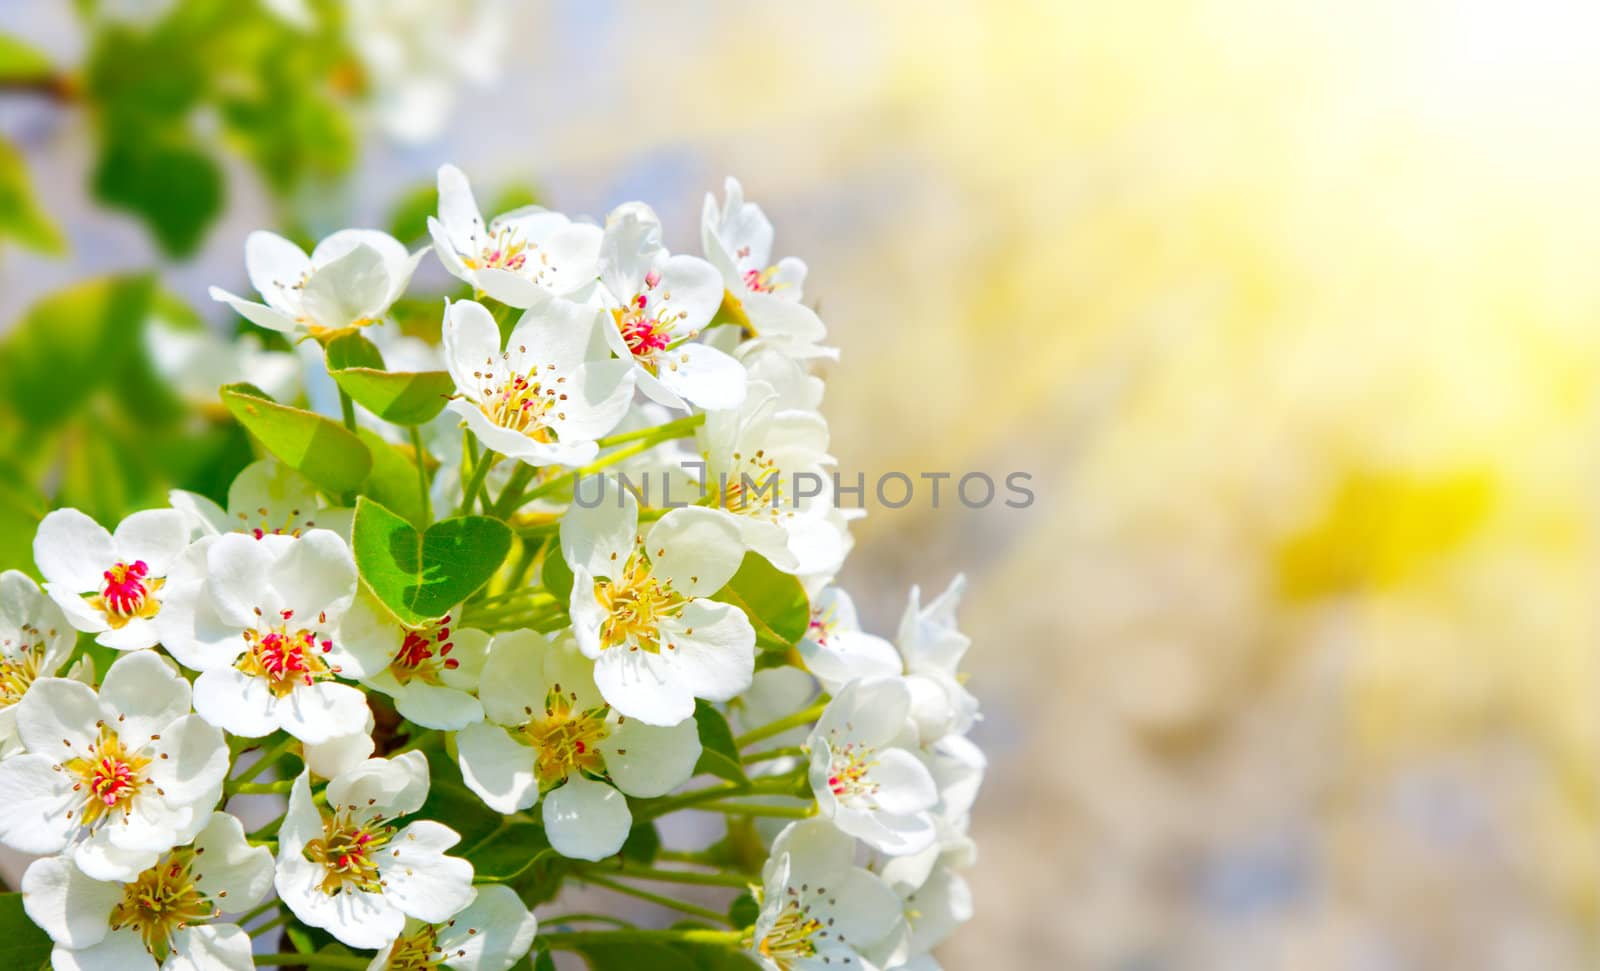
[466,226,530,272]
[382,924,445,971]
[238,611,334,698]
[825,740,879,802]
[743,267,779,293]
[613,269,686,364]
[759,896,825,966]
[238,504,321,540]
[390,616,459,686]
[304,808,396,896]
[109,851,216,962]
[0,638,48,707]
[710,449,784,519]
[92,560,164,628]
[64,729,151,829]
[480,370,558,439]
[594,549,685,653]
[805,602,838,647]
[519,685,610,786]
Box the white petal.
[168,490,229,538]
[476,629,550,726]
[276,850,404,950]
[392,681,482,731]
[302,724,376,780]
[646,507,745,597]
[599,714,700,798]
[244,230,311,312]
[98,650,190,741]
[800,630,902,694]
[20,855,119,947]
[815,677,911,748]
[477,267,547,308]
[542,776,630,861]
[545,360,636,445]
[276,681,374,744]
[658,600,755,703]
[655,343,748,411]
[379,820,474,922]
[436,164,485,253]
[434,884,538,971]
[72,835,158,883]
[456,722,537,814]
[326,750,429,819]
[505,297,598,376]
[301,243,389,328]
[94,616,162,652]
[148,714,230,807]
[868,748,939,816]
[168,923,255,971]
[191,811,275,908]
[204,533,279,628]
[0,754,79,854]
[560,486,638,581]
[16,675,100,753]
[591,646,693,727]
[443,298,506,401]
[208,287,300,334]
[111,509,187,577]
[52,927,156,971]
[272,529,356,625]
[192,667,279,738]
[34,508,114,592]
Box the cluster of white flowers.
[5,169,984,971]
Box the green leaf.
[323,331,386,371]
[0,892,52,969]
[711,553,811,652]
[620,821,661,865]
[541,539,575,604]
[0,33,52,83]
[532,947,557,971]
[352,497,511,626]
[92,134,222,257]
[220,383,372,496]
[356,429,426,528]
[0,139,64,254]
[330,367,455,425]
[575,940,697,971]
[464,819,556,883]
[0,276,153,427]
[692,700,749,785]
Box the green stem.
[338,387,358,434]
[656,849,724,866]
[741,745,805,765]
[457,446,497,516]
[491,462,539,518]
[409,425,433,525]
[733,701,828,749]
[537,929,745,952]
[229,735,298,788]
[255,955,371,969]
[538,913,636,929]
[234,896,282,927]
[229,780,294,796]
[571,862,753,889]
[638,775,807,820]
[251,910,292,937]
[497,538,541,596]
[581,873,733,925]
[705,801,814,819]
[594,412,704,448]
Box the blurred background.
[2,1,1598,968]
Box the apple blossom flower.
[209,229,425,338]
[430,164,603,307]
[701,177,834,362]
[561,487,755,726]
[368,884,537,971]
[156,531,383,745]
[170,459,352,543]
[339,591,490,730]
[443,298,637,468]
[0,651,229,881]
[275,752,474,949]
[34,508,188,651]
[796,587,902,694]
[347,0,509,144]
[697,380,846,576]
[597,203,747,411]
[23,811,273,971]
[896,576,979,741]
[751,818,904,971]
[456,631,701,860]
[0,569,76,758]
[806,677,938,857]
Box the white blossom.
[210,229,425,338]
[34,508,188,651]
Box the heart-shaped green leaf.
[323,331,386,370]
[352,496,511,626]
[220,383,371,495]
[712,553,811,652]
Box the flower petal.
[542,776,630,861]
[591,645,693,727]
[654,343,748,411]
[192,667,279,738]
[20,855,119,947]
[0,753,77,854]
[379,819,474,922]
[97,650,190,741]
[560,486,638,581]
[658,600,755,703]
[456,721,537,814]
[599,713,700,798]
[34,508,114,592]
[646,507,745,597]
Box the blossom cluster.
[4,169,984,971]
